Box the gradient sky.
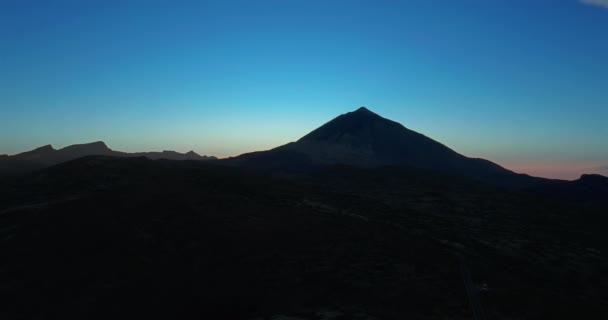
[1,0,607,179]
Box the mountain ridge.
[0,141,216,175]
[2,107,604,186]
[229,107,545,187]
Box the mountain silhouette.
[2,107,603,188]
[231,107,540,186]
[0,141,216,175]
[533,173,608,204]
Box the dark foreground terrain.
[1,156,607,319]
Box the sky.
[1,0,607,179]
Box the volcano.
[232,107,538,186]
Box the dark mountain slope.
[531,173,608,204]
[231,107,542,187]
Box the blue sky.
[1,0,607,179]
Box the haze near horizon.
[1,0,607,179]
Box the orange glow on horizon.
[498,160,606,180]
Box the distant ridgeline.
[2,107,607,193]
[0,141,216,176]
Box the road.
[460,256,486,320]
